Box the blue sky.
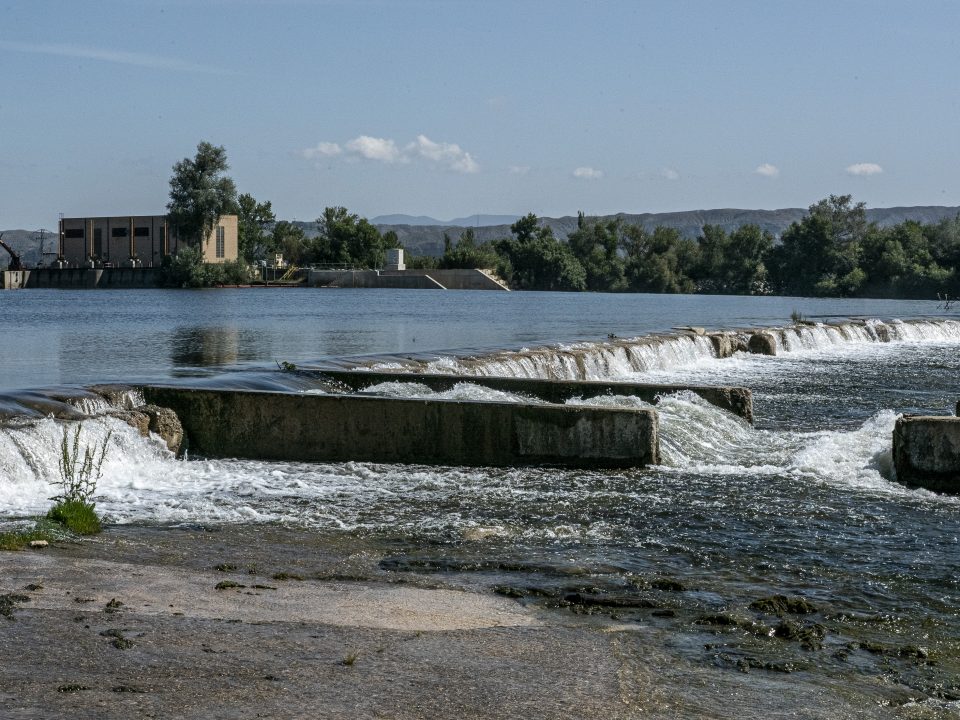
[2,0,959,229]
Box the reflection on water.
[170,326,243,368]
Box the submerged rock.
[750,594,818,615]
[747,332,777,356]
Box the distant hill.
[371,213,521,227]
[367,205,960,258]
[0,229,56,267]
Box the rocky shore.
[1,525,939,720]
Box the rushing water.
[1,289,959,712]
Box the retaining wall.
[892,414,960,494]
[141,386,659,468]
[308,268,508,290]
[308,370,754,423]
[27,267,160,288]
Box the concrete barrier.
[892,415,960,494]
[141,386,659,469]
[305,370,754,423]
[307,268,508,291]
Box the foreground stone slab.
[141,386,659,468]
[893,415,960,494]
[310,370,754,423]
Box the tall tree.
[167,141,238,247]
[236,192,276,263]
[306,207,390,268]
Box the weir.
[305,369,754,423]
[140,386,660,469]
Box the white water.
[2,317,958,529]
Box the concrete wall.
[892,415,960,494]
[201,214,239,264]
[1,270,30,289]
[141,386,659,469]
[308,370,754,423]
[308,268,508,290]
[27,267,160,289]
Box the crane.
[0,233,25,271]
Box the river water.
[1,288,958,715]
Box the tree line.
[419,195,960,298]
[166,143,960,297]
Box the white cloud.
[660,167,680,181]
[345,135,403,163]
[0,40,231,75]
[846,162,883,176]
[302,142,342,159]
[407,134,479,173]
[573,166,603,180]
[754,163,780,178]
[304,133,479,173]
[508,165,531,175]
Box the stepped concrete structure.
[140,386,658,468]
[308,370,753,423]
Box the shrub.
[48,425,110,535]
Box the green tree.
[167,141,238,246]
[306,207,390,268]
[270,221,307,265]
[440,228,500,269]
[565,217,627,292]
[768,195,869,296]
[623,225,698,293]
[694,224,773,294]
[237,192,276,263]
[494,214,586,291]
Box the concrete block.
[141,387,659,469]
[893,415,960,494]
[748,332,777,356]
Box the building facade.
[58,214,238,267]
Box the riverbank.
[0,524,922,720]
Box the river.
[1,288,958,715]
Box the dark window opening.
[134,227,149,237]
[94,229,103,257]
[64,228,84,239]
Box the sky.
[2,0,959,229]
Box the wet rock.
[747,332,777,356]
[773,620,826,650]
[708,333,737,359]
[562,592,656,609]
[750,594,818,615]
[110,637,134,650]
[0,593,29,618]
[28,540,48,548]
[142,405,183,454]
[695,613,772,636]
[111,410,150,437]
[650,578,686,592]
[673,326,706,336]
[493,585,526,599]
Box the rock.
[141,405,183,454]
[110,410,150,437]
[673,326,706,336]
[28,540,48,548]
[749,594,818,615]
[708,333,737,359]
[747,332,777,356]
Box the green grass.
[0,527,58,551]
[47,500,102,535]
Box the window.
[216,226,225,258]
[64,228,84,239]
[111,227,128,238]
[134,227,149,237]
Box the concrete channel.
[304,369,754,423]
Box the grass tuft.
[47,500,102,536]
